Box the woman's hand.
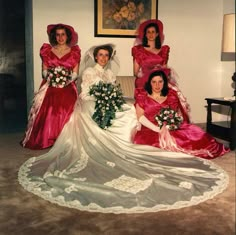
[159,124,178,150]
[137,70,143,78]
[42,70,48,79]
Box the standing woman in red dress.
[21,23,81,149]
[132,19,190,123]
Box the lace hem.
[18,159,229,214]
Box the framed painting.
[94,0,158,38]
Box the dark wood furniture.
[205,97,236,150]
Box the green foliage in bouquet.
[89,81,126,129]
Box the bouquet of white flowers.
[89,81,126,129]
[47,66,72,88]
[155,107,183,130]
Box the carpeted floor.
[0,132,235,235]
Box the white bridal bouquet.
[89,81,126,129]
[47,66,72,88]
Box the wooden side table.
[205,98,236,150]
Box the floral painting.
[95,0,158,37]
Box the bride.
[18,44,228,214]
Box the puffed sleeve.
[168,89,189,123]
[80,68,97,100]
[131,45,143,65]
[160,45,170,64]
[168,89,180,110]
[40,43,52,67]
[134,93,147,109]
[71,45,81,64]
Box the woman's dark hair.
[93,45,113,62]
[145,70,169,96]
[48,24,72,46]
[142,22,161,49]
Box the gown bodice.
[40,43,81,70]
[132,44,170,76]
[80,64,116,100]
[137,89,182,124]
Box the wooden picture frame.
[94,0,158,38]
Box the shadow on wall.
[0,0,27,133]
[0,73,27,133]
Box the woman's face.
[145,26,158,41]
[55,29,68,45]
[95,49,110,67]
[150,75,164,94]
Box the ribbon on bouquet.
[159,126,215,157]
[22,82,49,146]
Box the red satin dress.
[132,44,170,89]
[132,45,191,123]
[21,43,81,149]
[133,89,230,159]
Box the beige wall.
[32,0,235,123]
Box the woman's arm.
[73,63,79,73]
[42,63,48,79]
[135,103,144,120]
[133,60,141,77]
[80,68,97,100]
[136,104,160,132]
[71,63,79,81]
[161,45,170,67]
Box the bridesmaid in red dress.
[133,70,230,159]
[132,19,190,123]
[21,23,81,149]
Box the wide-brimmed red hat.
[137,19,164,44]
[47,23,78,47]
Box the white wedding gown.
[18,64,228,214]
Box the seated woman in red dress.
[133,69,230,159]
[21,23,81,149]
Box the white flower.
[106,161,115,167]
[179,181,192,189]
[48,66,72,88]
[155,107,183,131]
[65,185,78,193]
